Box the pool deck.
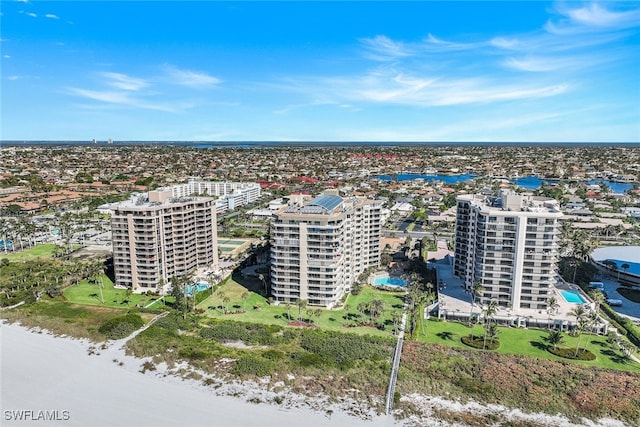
[434,262,601,329]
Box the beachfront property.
[454,190,563,311]
[111,188,218,293]
[270,192,383,308]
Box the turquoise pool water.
[560,290,586,304]
[186,283,210,296]
[373,277,406,287]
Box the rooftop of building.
[113,190,213,210]
[458,190,561,215]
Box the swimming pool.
[186,283,210,296]
[373,277,407,287]
[560,290,587,304]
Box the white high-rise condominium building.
[166,179,261,215]
[454,190,563,311]
[111,189,218,293]
[270,193,382,308]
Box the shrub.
[262,349,284,361]
[299,329,394,370]
[461,335,500,351]
[178,347,209,360]
[98,313,144,339]
[290,351,330,368]
[231,355,273,377]
[547,346,596,361]
[199,320,283,345]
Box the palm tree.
[391,311,402,335]
[546,296,559,329]
[469,282,484,326]
[621,263,630,278]
[258,273,267,295]
[357,302,368,322]
[617,340,636,360]
[570,305,587,357]
[368,299,385,324]
[222,294,230,315]
[284,302,292,320]
[419,290,436,336]
[296,298,307,322]
[583,310,600,351]
[482,299,499,349]
[589,289,605,317]
[547,330,564,351]
[486,324,499,345]
[241,291,250,312]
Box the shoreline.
[1,320,633,427]
[0,320,390,427]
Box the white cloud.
[7,75,20,80]
[490,37,520,50]
[164,66,221,88]
[275,69,569,109]
[15,0,30,3]
[27,12,37,18]
[424,33,484,51]
[503,53,615,73]
[68,88,132,104]
[67,87,190,113]
[360,35,413,61]
[546,3,640,34]
[99,72,148,91]
[3,55,11,59]
[45,14,59,20]
[566,3,640,28]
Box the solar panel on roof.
[307,194,343,213]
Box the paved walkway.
[385,301,408,415]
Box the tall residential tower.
[111,189,218,293]
[270,193,382,308]
[454,190,563,311]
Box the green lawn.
[1,244,58,261]
[197,282,406,337]
[63,275,159,309]
[418,319,640,372]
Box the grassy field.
[63,275,160,309]
[197,280,406,337]
[1,300,153,341]
[418,319,640,372]
[0,244,58,261]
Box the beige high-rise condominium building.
[111,189,218,293]
[454,190,563,311]
[270,193,382,308]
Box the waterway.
[376,174,635,194]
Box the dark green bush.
[98,313,144,339]
[290,351,330,368]
[262,349,284,361]
[199,320,284,345]
[299,329,394,370]
[461,335,500,350]
[548,346,596,361]
[231,355,273,377]
[178,347,209,360]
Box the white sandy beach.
[0,321,392,427]
[1,321,632,427]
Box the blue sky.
[1,1,639,142]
